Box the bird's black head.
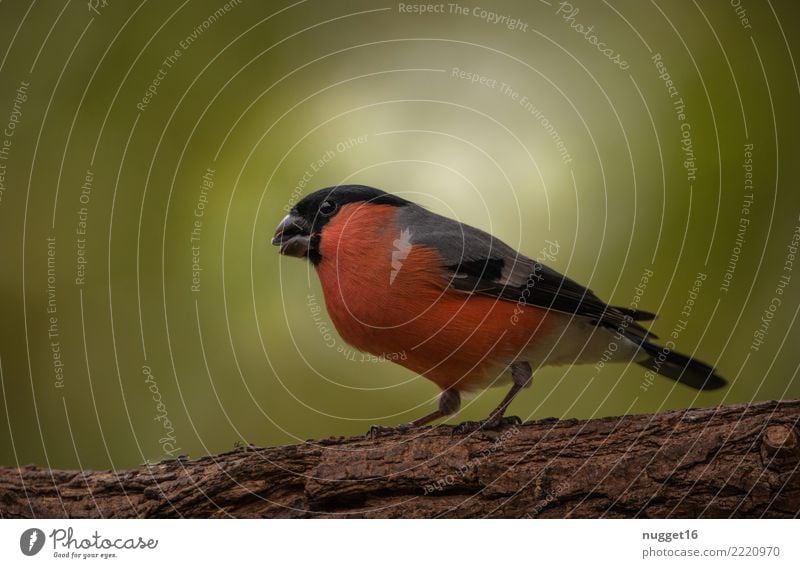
[271,184,409,264]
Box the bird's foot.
[498,415,523,427]
[452,415,522,435]
[366,423,413,439]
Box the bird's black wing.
[397,205,656,339]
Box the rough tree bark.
[1,400,798,518]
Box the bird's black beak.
[271,214,311,258]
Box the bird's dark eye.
[319,200,338,216]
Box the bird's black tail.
[637,341,726,390]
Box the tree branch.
[1,400,798,518]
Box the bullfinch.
[272,185,726,431]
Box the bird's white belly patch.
[523,313,646,369]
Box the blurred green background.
[0,0,798,470]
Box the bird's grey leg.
[455,362,532,433]
[409,388,461,427]
[367,388,460,437]
[484,361,533,428]
[484,361,532,427]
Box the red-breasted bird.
[272,185,726,431]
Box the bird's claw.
[452,415,522,435]
[499,415,522,426]
[451,420,480,434]
[366,423,413,439]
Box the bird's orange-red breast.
[315,201,555,393]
